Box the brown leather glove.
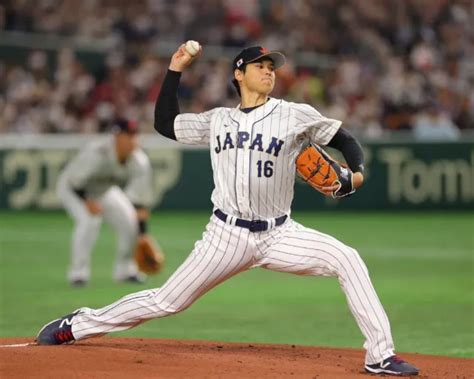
[134,235,165,275]
[296,144,355,198]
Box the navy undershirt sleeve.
[154,70,181,141]
[326,128,365,174]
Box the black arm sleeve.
[326,128,365,174]
[154,69,182,141]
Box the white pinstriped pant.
[71,214,394,364]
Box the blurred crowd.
[0,0,473,139]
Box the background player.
[56,118,155,286]
[37,44,418,376]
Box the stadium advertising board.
[0,138,472,210]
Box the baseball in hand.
[184,40,200,56]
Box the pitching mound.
[0,338,472,378]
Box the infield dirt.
[0,337,472,378]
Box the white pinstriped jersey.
[174,97,341,219]
[59,137,154,207]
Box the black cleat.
[70,279,87,288]
[36,311,80,345]
[365,355,419,376]
[119,274,146,284]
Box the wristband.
[138,220,148,235]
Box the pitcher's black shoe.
[365,355,419,376]
[36,310,80,345]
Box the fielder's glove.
[134,235,165,275]
[296,143,355,198]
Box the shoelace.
[55,329,74,343]
[390,355,405,364]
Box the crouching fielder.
[56,118,156,286]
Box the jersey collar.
[233,97,280,119]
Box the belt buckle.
[249,220,266,232]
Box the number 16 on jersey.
[256,160,274,178]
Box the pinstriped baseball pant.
[71,214,395,364]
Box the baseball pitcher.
[38,45,418,376]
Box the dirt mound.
[0,337,471,378]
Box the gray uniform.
[57,137,154,282]
[69,99,395,365]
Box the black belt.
[213,209,287,232]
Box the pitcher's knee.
[340,247,369,275]
[153,300,189,316]
[151,292,194,316]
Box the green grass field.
[0,211,473,358]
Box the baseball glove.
[134,235,165,275]
[296,144,355,198]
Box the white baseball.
[184,40,200,56]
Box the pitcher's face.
[235,59,275,96]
